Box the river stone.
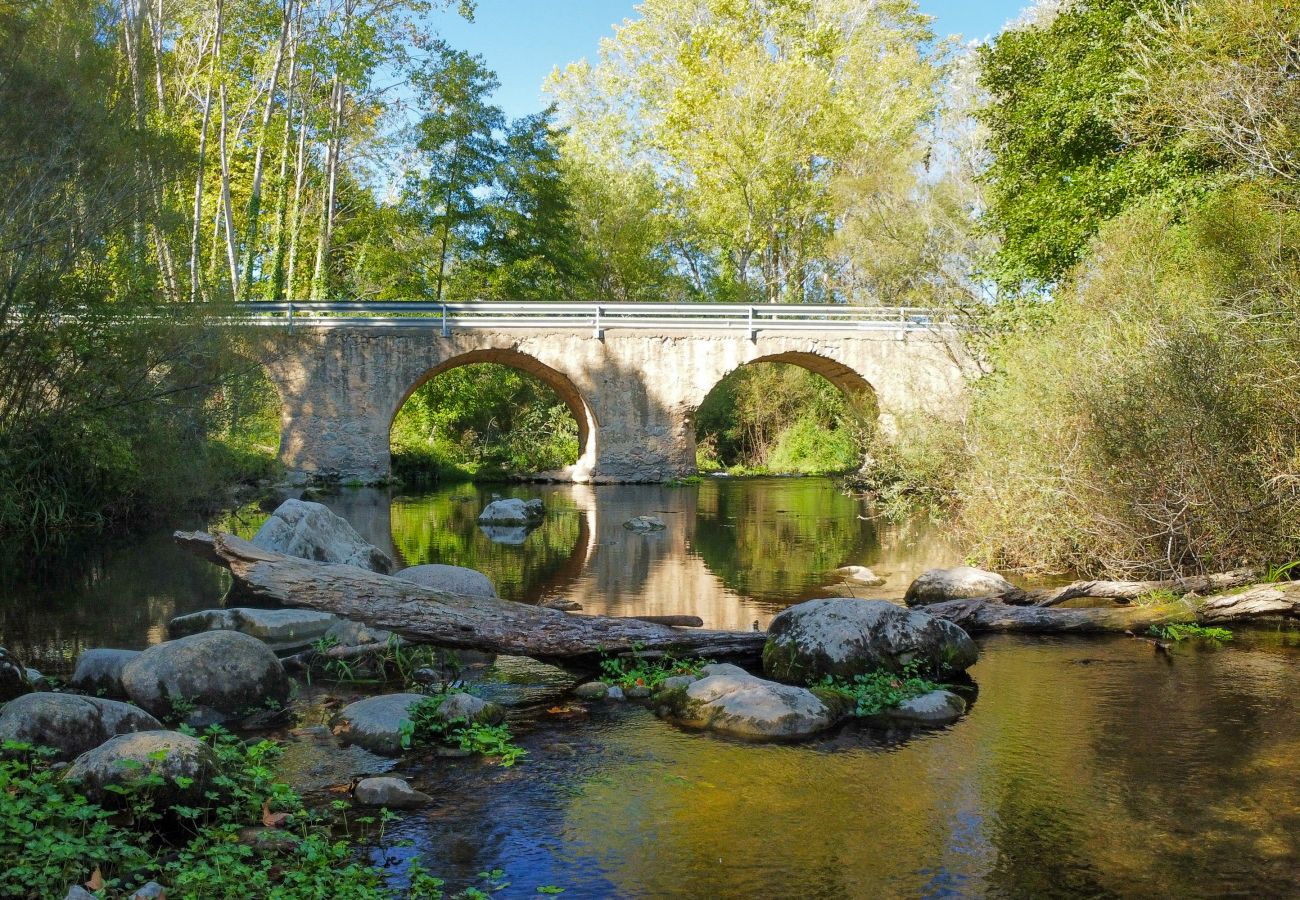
[574,682,609,700]
[325,618,393,647]
[396,564,497,598]
[69,649,140,698]
[168,607,340,645]
[0,648,31,702]
[666,664,835,740]
[477,498,544,525]
[131,883,167,899]
[659,674,699,691]
[623,515,667,532]
[883,689,967,725]
[904,566,1015,606]
[0,692,162,760]
[833,565,886,587]
[334,692,503,755]
[121,630,290,724]
[252,499,395,573]
[542,598,582,611]
[64,730,218,806]
[763,598,978,684]
[354,776,432,809]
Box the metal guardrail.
[233,301,947,339]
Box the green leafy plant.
[399,696,526,767]
[1148,623,1233,643]
[1265,560,1300,583]
[598,645,711,691]
[815,663,943,717]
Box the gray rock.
[168,607,339,645]
[904,566,1015,606]
[334,692,502,755]
[64,887,98,900]
[324,618,393,647]
[252,499,394,573]
[883,689,967,725]
[353,776,432,809]
[0,692,162,760]
[833,565,886,587]
[606,685,625,701]
[23,668,49,690]
[70,649,140,698]
[623,515,667,532]
[763,598,978,683]
[658,674,699,692]
[626,685,652,699]
[477,498,544,525]
[666,664,835,739]
[574,682,609,700]
[542,599,582,611]
[0,648,31,702]
[396,564,497,598]
[131,882,167,899]
[121,630,290,724]
[64,730,218,806]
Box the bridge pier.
[254,325,968,485]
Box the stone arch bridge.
[244,302,969,483]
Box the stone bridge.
[245,303,969,483]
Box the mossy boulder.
[904,566,1014,606]
[0,692,161,761]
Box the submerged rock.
[542,599,582,611]
[763,598,978,684]
[477,525,531,545]
[64,730,218,807]
[0,692,161,760]
[0,648,31,703]
[882,689,967,725]
[69,649,140,698]
[661,664,834,739]
[396,564,497,598]
[252,499,395,573]
[168,607,339,645]
[121,630,290,724]
[623,515,667,532]
[334,692,504,756]
[354,776,431,809]
[904,566,1014,606]
[832,565,886,587]
[477,498,544,525]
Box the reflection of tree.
[388,489,582,602]
[692,478,875,600]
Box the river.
[1,477,1297,897]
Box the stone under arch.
[389,348,599,479]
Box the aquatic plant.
[398,695,526,767]
[598,645,711,691]
[814,663,943,717]
[1148,623,1233,643]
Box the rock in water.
[69,649,141,697]
[883,689,967,725]
[64,730,217,806]
[542,598,582,611]
[333,692,504,755]
[353,776,432,808]
[168,607,339,645]
[121,630,290,724]
[661,664,835,739]
[252,499,394,573]
[763,598,978,684]
[0,648,31,702]
[832,565,886,587]
[396,564,497,598]
[324,618,393,647]
[0,693,162,760]
[477,498,544,526]
[904,566,1014,606]
[623,515,667,532]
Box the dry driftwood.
[1001,569,1259,608]
[176,531,765,668]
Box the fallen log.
[1002,569,1259,608]
[176,531,765,668]
[623,615,704,627]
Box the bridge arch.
[389,348,599,477]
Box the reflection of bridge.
[247,302,968,484]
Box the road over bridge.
[242,302,970,484]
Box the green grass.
[1148,623,1233,643]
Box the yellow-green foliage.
[956,186,1300,577]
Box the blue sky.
[426,1,1031,120]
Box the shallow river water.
[2,477,1299,898]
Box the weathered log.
[623,615,704,627]
[1002,569,1259,608]
[175,531,765,668]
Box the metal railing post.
[593,304,603,340]
[287,301,294,331]
[440,302,449,337]
[747,306,756,341]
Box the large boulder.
[168,607,339,646]
[121,630,290,724]
[64,730,218,807]
[69,649,140,698]
[334,692,504,755]
[904,566,1015,606]
[477,498,544,526]
[0,693,161,760]
[763,598,978,684]
[252,499,394,573]
[396,564,497,598]
[660,664,835,740]
[0,648,31,702]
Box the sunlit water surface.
[1,478,1298,898]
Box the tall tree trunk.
[310,72,343,301]
[189,0,224,303]
[284,84,311,300]
[218,84,240,298]
[238,0,293,302]
[269,5,302,302]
